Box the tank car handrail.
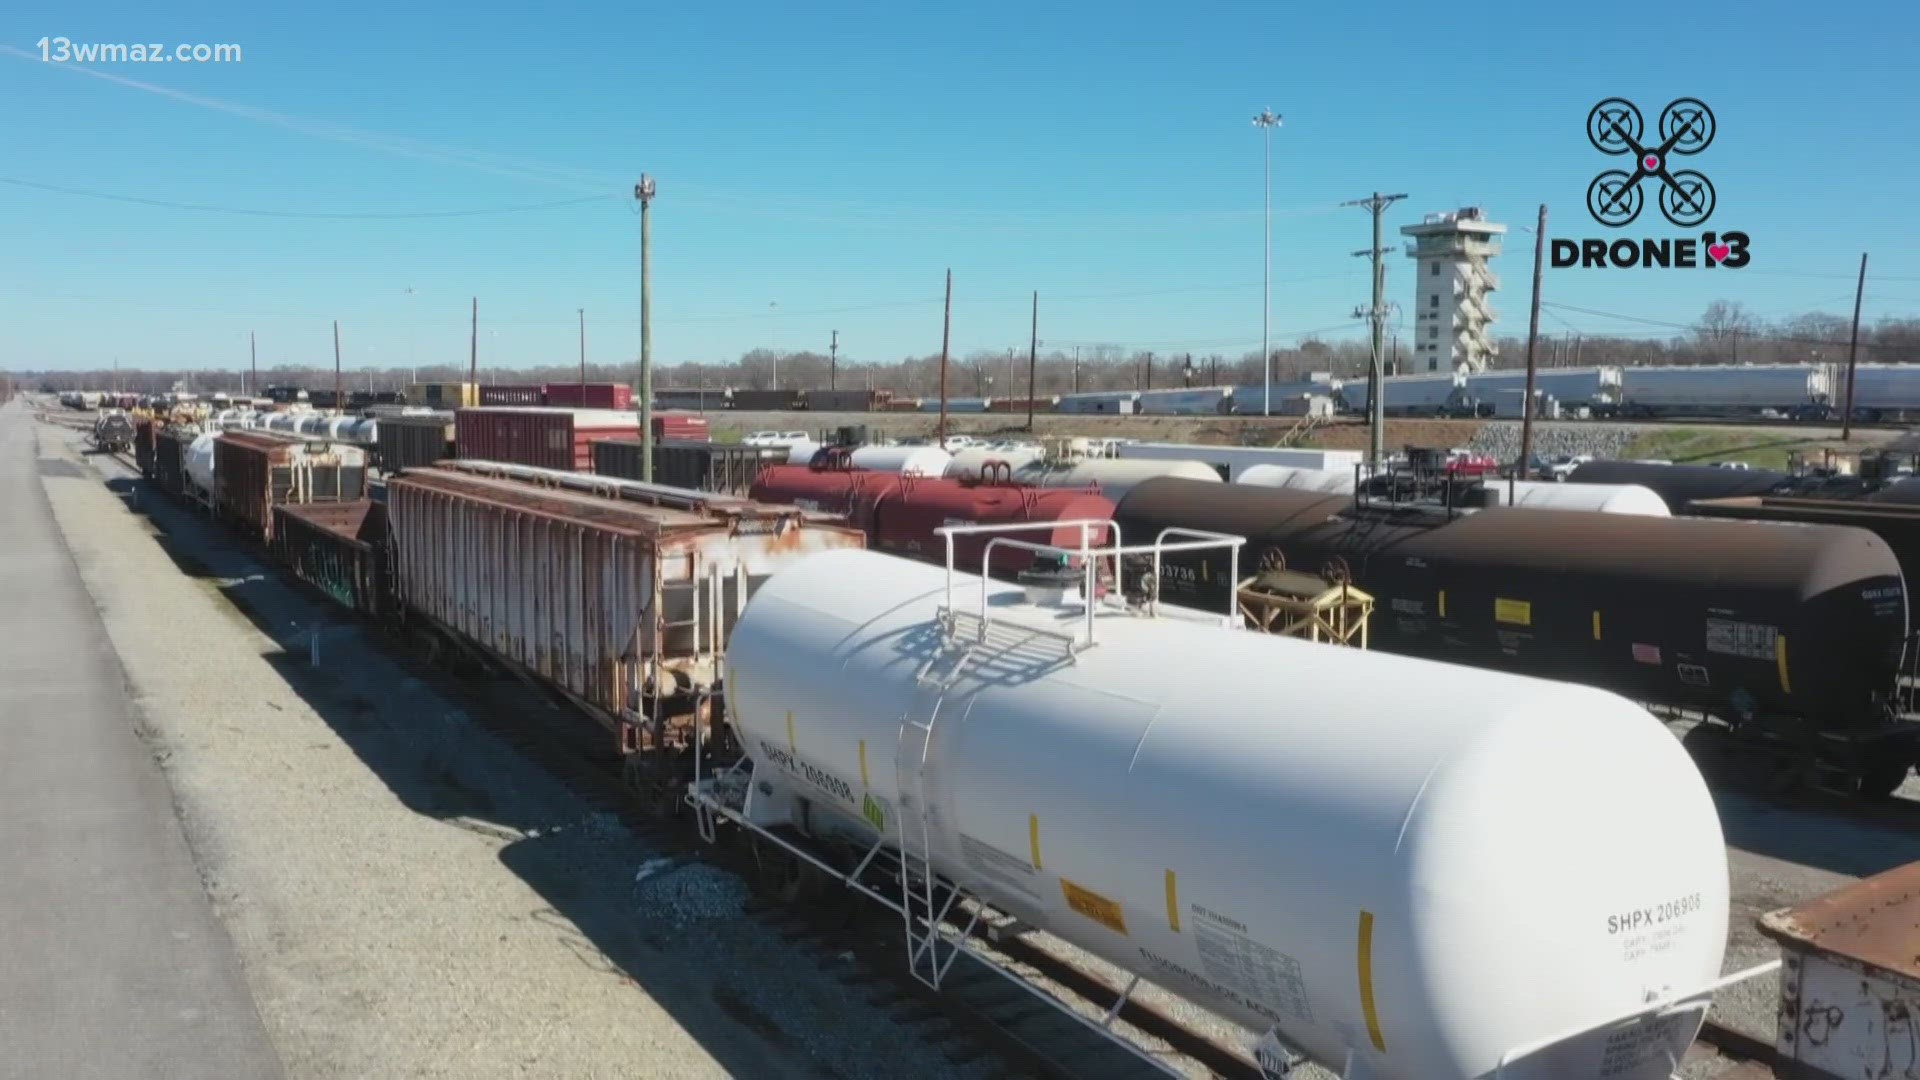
[1490,957,1780,1077]
[1147,527,1244,621]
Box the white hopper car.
[1461,367,1620,410]
[1134,386,1234,415]
[1337,372,1465,417]
[1616,363,1829,417]
[693,536,1748,1080]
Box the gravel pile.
[1468,420,1646,462]
[632,859,749,925]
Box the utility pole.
[1006,348,1016,402]
[636,175,657,481]
[332,320,343,417]
[1518,204,1548,479]
[468,297,478,388]
[1145,352,1153,391]
[1072,346,1081,393]
[1342,191,1408,468]
[829,330,839,392]
[1253,109,1283,416]
[1026,291,1039,431]
[578,308,587,387]
[1843,252,1869,441]
[249,331,257,399]
[937,269,952,446]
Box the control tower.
[1401,207,1505,373]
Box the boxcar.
[271,500,391,618]
[592,438,785,497]
[214,431,369,540]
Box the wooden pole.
[1842,252,1868,441]
[1026,291,1038,431]
[1517,204,1548,480]
[936,270,952,445]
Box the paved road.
[0,401,282,1079]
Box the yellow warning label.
[858,739,869,788]
[1358,910,1387,1052]
[1592,610,1602,640]
[1061,878,1128,936]
[1029,814,1043,871]
[1494,598,1532,626]
[1165,871,1181,933]
[1437,589,1447,618]
[1776,634,1792,694]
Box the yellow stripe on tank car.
[1165,871,1181,932]
[1438,590,1447,618]
[1358,910,1387,1053]
[1030,814,1043,871]
[1777,635,1791,694]
[859,739,870,788]
[1592,610,1602,641]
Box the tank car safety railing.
[932,520,1246,657]
[1490,957,1781,1079]
[682,780,1188,1080]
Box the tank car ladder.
[892,644,981,991]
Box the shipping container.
[917,396,992,413]
[385,467,864,753]
[453,407,637,472]
[213,431,370,540]
[592,438,786,496]
[651,412,711,441]
[376,413,455,472]
[271,500,391,618]
[407,381,479,409]
[984,396,1059,414]
[729,389,805,411]
[539,382,633,410]
[479,384,546,407]
[880,397,924,412]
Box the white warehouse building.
[1401,207,1506,374]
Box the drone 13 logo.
[1551,97,1751,270]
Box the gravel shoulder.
[34,420,1001,1080]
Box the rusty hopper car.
[384,466,865,777]
[214,431,370,540]
[271,500,391,618]
[1114,478,1913,793]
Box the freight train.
[1112,476,1917,795]
[98,414,1758,1078]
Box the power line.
[1540,301,1902,350]
[0,176,619,219]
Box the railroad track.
[53,416,1799,1080]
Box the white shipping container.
[1056,391,1140,415]
[720,549,1730,1080]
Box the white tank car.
[1012,457,1222,499]
[1495,480,1670,516]
[944,444,1044,480]
[1237,463,1362,494]
[723,549,1729,1080]
[848,444,952,476]
[184,431,219,496]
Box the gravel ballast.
[36,424,996,1080]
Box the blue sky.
[3,0,1916,375]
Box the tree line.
[16,302,1919,397]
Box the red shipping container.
[543,382,634,410]
[480,384,546,406]
[854,476,1113,573]
[651,412,710,440]
[454,407,638,472]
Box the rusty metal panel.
[384,468,862,730]
[1759,862,1920,1078]
[215,432,370,539]
[454,407,637,472]
[271,500,390,617]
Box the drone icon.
[1585,97,1716,228]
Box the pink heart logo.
[1708,243,1731,263]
